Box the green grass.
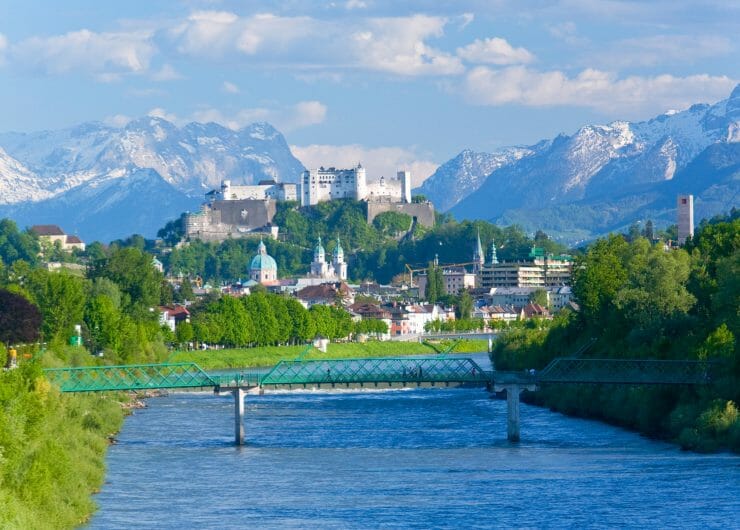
[168,339,489,370]
[1,362,129,529]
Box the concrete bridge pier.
[493,383,537,442]
[234,388,245,445]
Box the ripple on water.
[89,388,740,529]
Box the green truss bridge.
[43,356,719,444]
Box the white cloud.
[548,21,587,46]
[148,107,178,123]
[12,29,155,77]
[349,15,463,76]
[457,37,534,65]
[103,114,133,127]
[191,100,327,131]
[171,11,315,58]
[462,66,737,114]
[345,0,367,9]
[222,81,240,93]
[151,63,183,81]
[290,144,438,186]
[0,33,7,64]
[457,13,475,29]
[171,11,462,76]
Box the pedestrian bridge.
[44,356,719,444]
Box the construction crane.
[405,261,482,287]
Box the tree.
[175,321,194,347]
[243,292,279,345]
[572,235,629,320]
[529,288,549,307]
[456,290,473,320]
[179,278,195,302]
[643,220,655,241]
[90,247,163,316]
[285,298,315,343]
[84,294,122,353]
[0,219,40,266]
[0,289,42,345]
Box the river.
[89,355,739,529]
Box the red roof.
[31,224,65,236]
[66,235,84,244]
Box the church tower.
[332,237,348,280]
[473,230,485,273]
[310,236,335,278]
[489,239,499,265]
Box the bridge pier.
[493,383,537,442]
[234,388,245,445]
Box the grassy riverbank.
[0,362,129,529]
[168,339,488,369]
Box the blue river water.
[89,358,740,529]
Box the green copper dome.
[250,239,277,271]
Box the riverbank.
[168,339,488,370]
[0,363,132,529]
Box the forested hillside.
[493,212,740,451]
[164,200,567,283]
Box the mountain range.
[0,85,738,244]
[0,119,304,241]
[419,84,740,243]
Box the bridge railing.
[44,363,218,392]
[537,358,720,385]
[260,357,490,386]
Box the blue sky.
[1,0,738,182]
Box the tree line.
[492,212,739,452]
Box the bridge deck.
[43,356,719,393]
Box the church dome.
[333,238,344,259]
[250,239,277,271]
[314,236,325,262]
[250,253,277,271]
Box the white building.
[309,237,348,281]
[300,164,412,207]
[216,179,297,202]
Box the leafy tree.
[175,321,194,346]
[90,247,163,315]
[84,294,122,353]
[373,211,412,236]
[309,304,335,339]
[0,289,42,345]
[243,292,279,345]
[572,235,629,320]
[157,213,187,246]
[285,298,316,343]
[456,290,473,320]
[529,288,549,307]
[0,219,39,266]
[179,278,195,302]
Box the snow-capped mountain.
[446,83,740,242]
[0,118,305,240]
[413,147,535,212]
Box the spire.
[474,229,484,265]
[258,237,266,254]
[490,239,499,265]
[333,237,344,260]
[314,236,325,263]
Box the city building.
[417,266,477,298]
[31,225,86,252]
[479,246,573,289]
[677,194,694,244]
[186,198,278,242]
[159,305,190,332]
[249,239,278,284]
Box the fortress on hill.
[186,165,434,242]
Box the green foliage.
[529,288,549,307]
[0,362,127,528]
[372,211,412,236]
[456,290,473,319]
[0,219,39,267]
[90,247,163,316]
[492,217,740,452]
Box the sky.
[0,0,738,183]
